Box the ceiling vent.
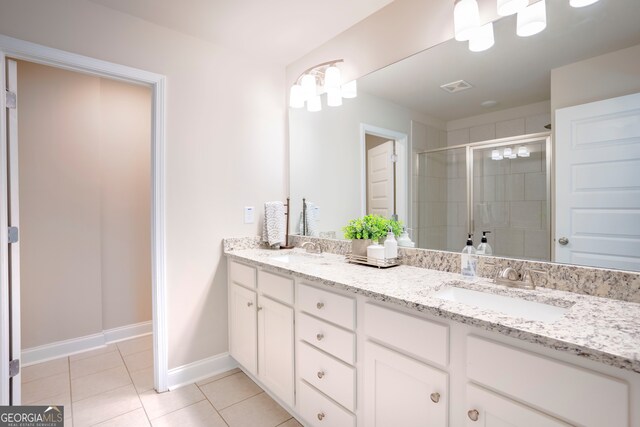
[440,79,473,94]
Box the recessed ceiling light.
[481,100,498,108]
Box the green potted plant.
[343,215,402,256]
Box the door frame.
[359,124,409,224]
[0,34,169,403]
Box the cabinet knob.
[468,409,479,422]
[257,306,263,311]
[317,412,325,421]
[430,392,440,403]
[316,333,324,341]
[247,302,253,307]
[317,370,325,379]
[317,302,325,309]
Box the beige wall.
[551,44,640,111]
[18,61,152,348]
[0,0,286,368]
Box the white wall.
[290,91,434,236]
[18,61,152,348]
[0,0,286,369]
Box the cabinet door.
[466,384,570,427]
[229,283,257,375]
[258,296,294,406]
[364,341,448,427]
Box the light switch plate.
[244,206,255,224]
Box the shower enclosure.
[415,133,551,261]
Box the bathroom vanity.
[224,241,640,427]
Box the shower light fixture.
[289,60,356,112]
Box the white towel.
[262,201,286,247]
[298,202,320,237]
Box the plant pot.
[351,239,372,257]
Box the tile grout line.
[117,342,153,425]
[195,382,230,427]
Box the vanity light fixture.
[454,0,481,41]
[469,22,495,52]
[517,0,547,37]
[289,60,356,112]
[497,0,529,16]
[570,0,599,7]
[491,149,504,160]
[517,146,530,157]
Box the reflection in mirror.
[289,0,640,271]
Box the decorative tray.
[345,253,400,269]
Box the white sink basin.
[434,286,570,323]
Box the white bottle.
[461,234,478,279]
[384,228,398,259]
[477,231,493,256]
[397,226,415,248]
[367,242,385,261]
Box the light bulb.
[289,84,304,109]
[517,0,547,37]
[497,0,529,16]
[469,22,495,52]
[324,65,341,91]
[327,88,343,107]
[342,80,357,98]
[570,0,599,7]
[454,0,480,42]
[300,74,317,101]
[307,95,322,112]
[517,146,530,157]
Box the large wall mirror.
[289,0,640,272]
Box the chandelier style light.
[289,60,357,112]
[453,0,600,53]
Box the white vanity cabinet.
[228,261,295,407]
[363,303,449,427]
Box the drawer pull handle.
[317,370,325,379]
[317,412,325,421]
[317,302,325,309]
[468,409,479,422]
[430,392,440,403]
[316,333,324,341]
[247,302,253,307]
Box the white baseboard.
[22,321,152,366]
[167,353,237,390]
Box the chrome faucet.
[494,267,547,290]
[301,241,322,254]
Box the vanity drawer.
[298,312,355,365]
[229,260,256,289]
[364,303,448,367]
[466,336,629,427]
[298,341,356,412]
[258,270,293,305]
[298,380,356,427]
[297,283,355,330]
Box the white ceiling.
[359,0,640,122]
[88,0,393,65]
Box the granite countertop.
[225,247,640,374]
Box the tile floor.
[21,335,301,427]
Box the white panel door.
[466,384,570,427]
[364,341,448,427]
[229,283,257,375]
[555,92,640,270]
[257,295,294,407]
[367,140,395,217]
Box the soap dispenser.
[384,226,398,259]
[397,226,415,248]
[477,231,493,255]
[461,234,477,279]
